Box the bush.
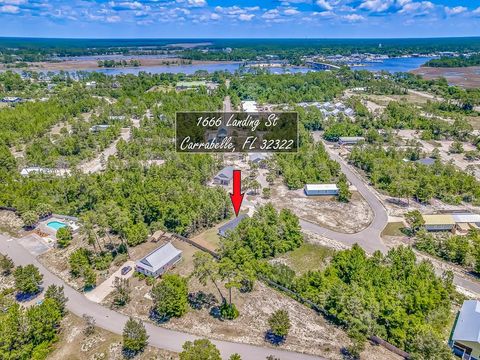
[56,226,73,248]
[219,301,239,320]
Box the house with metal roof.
[218,214,248,237]
[304,184,339,196]
[416,157,436,166]
[338,137,365,145]
[422,214,456,232]
[135,243,182,278]
[450,300,480,360]
[213,166,234,186]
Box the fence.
[173,233,411,359]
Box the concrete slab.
[17,234,51,256]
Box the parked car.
[121,266,132,275]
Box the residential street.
[0,233,324,360]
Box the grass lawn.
[280,243,335,274]
[382,222,406,237]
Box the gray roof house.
[135,243,182,278]
[218,214,249,237]
[213,166,234,185]
[450,300,480,360]
[416,157,436,166]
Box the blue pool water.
[47,221,67,230]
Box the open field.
[273,242,335,274]
[0,58,236,71]
[270,183,373,234]
[103,239,400,360]
[411,66,480,88]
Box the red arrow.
[229,170,244,217]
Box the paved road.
[0,234,324,360]
[300,142,388,255]
[301,139,480,297]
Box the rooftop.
[304,184,338,191]
[137,243,182,272]
[422,214,455,225]
[452,300,480,344]
[218,214,248,237]
[214,166,234,180]
[452,213,480,224]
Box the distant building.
[108,115,126,121]
[422,214,456,232]
[242,101,258,113]
[338,137,365,145]
[304,184,339,196]
[422,213,480,233]
[344,108,355,117]
[450,300,480,360]
[86,81,97,89]
[218,214,249,237]
[2,96,21,103]
[213,166,234,186]
[89,125,110,132]
[135,243,182,278]
[416,158,436,166]
[249,153,268,168]
[20,167,54,176]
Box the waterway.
[3,56,434,76]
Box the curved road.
[0,233,323,360]
[301,141,480,296]
[300,144,388,255]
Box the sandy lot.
[411,66,480,88]
[49,313,178,360]
[270,183,373,234]
[107,239,400,360]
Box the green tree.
[44,284,68,315]
[14,264,43,294]
[268,309,291,338]
[21,211,38,229]
[405,210,425,234]
[124,222,149,247]
[56,226,73,248]
[122,317,149,354]
[0,253,14,276]
[113,277,131,307]
[192,252,225,302]
[229,354,242,360]
[35,203,53,219]
[179,339,221,360]
[151,274,188,319]
[337,173,351,202]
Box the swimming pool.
[47,221,67,231]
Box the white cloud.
[187,0,206,7]
[343,13,365,22]
[399,1,433,14]
[359,0,393,12]
[316,0,332,11]
[0,4,19,13]
[262,9,280,19]
[106,15,121,22]
[473,7,480,15]
[0,0,25,4]
[210,12,220,20]
[284,8,299,15]
[239,13,254,21]
[445,6,467,16]
[312,10,335,17]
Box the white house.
[89,125,110,132]
[338,137,365,145]
[135,243,182,278]
[242,101,258,113]
[422,214,456,232]
[450,300,480,360]
[304,184,339,196]
[213,166,234,186]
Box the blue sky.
[0,0,479,38]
